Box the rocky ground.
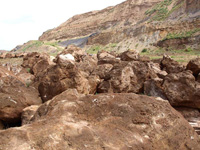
[0,45,200,149]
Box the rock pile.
[0,46,200,149]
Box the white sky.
[0,0,125,50]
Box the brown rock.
[0,93,200,150]
[161,54,185,74]
[98,61,157,93]
[97,50,120,65]
[55,45,85,62]
[94,64,113,79]
[0,52,6,59]
[120,50,139,61]
[5,53,16,58]
[21,105,40,125]
[175,107,200,120]
[21,52,51,76]
[186,57,200,76]
[148,62,168,79]
[144,78,167,100]
[163,70,200,108]
[0,67,42,123]
[38,60,100,102]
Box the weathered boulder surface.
[21,52,51,77]
[21,105,40,125]
[0,93,199,150]
[0,67,42,123]
[97,50,120,65]
[37,50,100,102]
[97,61,158,93]
[54,45,86,62]
[186,57,200,77]
[161,54,185,74]
[162,70,200,108]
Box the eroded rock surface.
[0,93,199,150]
[187,57,200,77]
[0,67,42,124]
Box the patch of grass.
[110,43,117,48]
[86,45,102,54]
[145,0,173,21]
[166,1,184,18]
[162,28,200,41]
[21,41,43,52]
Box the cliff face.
[39,0,200,52]
[39,0,162,41]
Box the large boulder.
[0,67,42,124]
[186,57,200,77]
[55,45,86,62]
[97,50,120,65]
[21,52,51,76]
[160,54,185,74]
[0,93,199,150]
[38,56,100,102]
[98,61,157,93]
[119,50,139,61]
[162,70,200,108]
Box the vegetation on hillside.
[145,0,184,21]
[140,47,200,64]
[162,28,200,41]
[86,43,118,54]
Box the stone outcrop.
[162,70,200,108]
[186,57,200,77]
[21,52,51,76]
[97,60,158,93]
[0,92,200,150]
[0,67,42,124]
[34,47,100,102]
[160,54,185,74]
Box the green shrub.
[162,28,200,41]
[142,48,148,53]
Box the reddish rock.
[120,50,139,61]
[5,53,16,58]
[0,93,199,150]
[21,105,40,125]
[98,61,157,93]
[144,78,167,100]
[55,45,86,62]
[0,66,42,123]
[148,62,168,79]
[38,61,100,102]
[163,70,200,108]
[175,107,200,120]
[0,52,6,59]
[94,64,113,79]
[97,50,120,65]
[161,54,185,74]
[21,52,51,76]
[186,57,200,76]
